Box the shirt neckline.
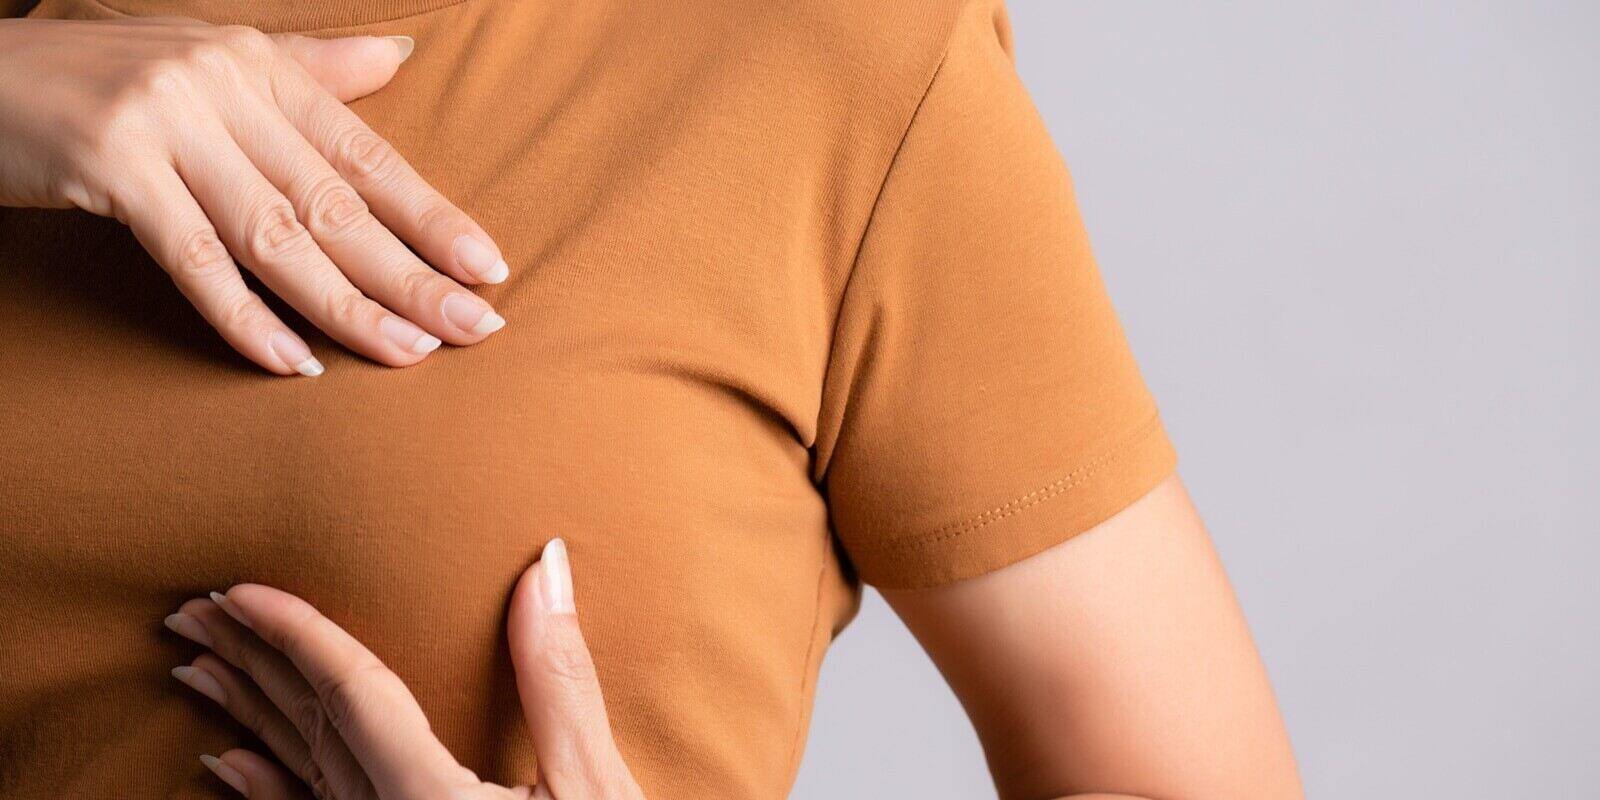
[88,0,469,32]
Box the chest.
[0,191,842,788]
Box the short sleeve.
[814,1,1178,590]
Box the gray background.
[793,2,1598,798]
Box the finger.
[107,21,407,103]
[172,121,443,367]
[273,33,414,103]
[269,63,510,286]
[171,600,378,800]
[215,584,474,799]
[173,652,326,796]
[118,167,323,376]
[207,749,317,800]
[228,102,505,344]
[508,539,637,796]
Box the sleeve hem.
[855,412,1179,590]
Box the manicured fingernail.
[164,612,212,647]
[267,331,323,377]
[540,538,574,615]
[172,665,227,705]
[442,293,506,336]
[380,316,441,355]
[382,35,415,64]
[200,754,250,797]
[452,235,509,284]
[209,591,252,630]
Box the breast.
[0,197,847,798]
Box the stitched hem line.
[852,411,1166,556]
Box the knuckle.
[132,57,197,100]
[244,203,313,264]
[171,227,233,279]
[293,759,329,797]
[287,686,333,743]
[178,37,247,84]
[395,267,445,309]
[412,200,458,237]
[212,290,267,334]
[318,661,387,732]
[301,177,369,239]
[226,641,261,679]
[541,636,597,685]
[331,127,397,181]
[213,24,276,63]
[269,612,341,675]
[324,290,371,329]
[307,771,336,800]
[230,689,270,732]
[259,602,319,657]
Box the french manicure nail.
[163,612,213,648]
[267,331,324,377]
[209,591,252,630]
[382,35,416,64]
[442,293,506,336]
[200,754,250,797]
[380,316,442,355]
[452,235,509,284]
[172,665,227,705]
[540,538,574,615]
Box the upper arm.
[813,6,1299,794]
[882,475,1303,800]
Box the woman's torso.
[0,0,963,796]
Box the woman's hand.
[0,17,509,376]
[161,539,647,799]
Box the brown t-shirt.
[0,0,1177,797]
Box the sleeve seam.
[810,29,958,472]
[849,411,1166,555]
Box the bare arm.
[883,475,1303,800]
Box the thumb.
[272,33,415,102]
[508,539,638,797]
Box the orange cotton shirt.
[0,0,1177,797]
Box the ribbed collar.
[91,0,468,31]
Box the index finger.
[268,45,510,286]
[216,584,470,799]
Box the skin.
[163,476,1303,800]
[0,17,511,376]
[0,15,1302,799]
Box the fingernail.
[209,591,252,630]
[382,35,415,64]
[172,665,227,705]
[539,538,574,615]
[267,331,324,377]
[442,293,506,336]
[164,612,213,648]
[200,754,250,797]
[452,234,509,284]
[380,316,442,355]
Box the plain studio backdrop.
[792,2,1598,799]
